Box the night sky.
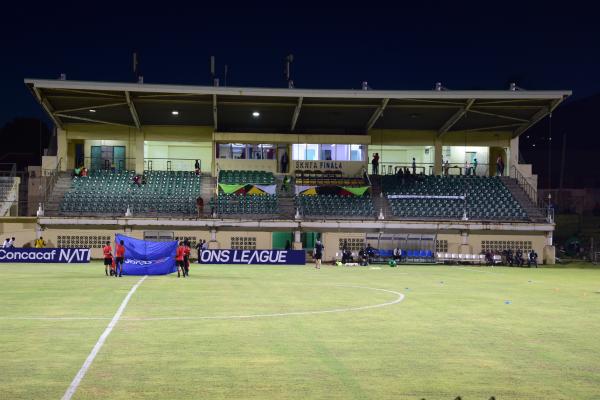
[2,2,600,126]
[1,2,599,187]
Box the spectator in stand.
[34,236,46,248]
[372,153,379,175]
[196,196,204,217]
[81,167,88,177]
[2,238,10,248]
[443,160,450,176]
[395,166,404,184]
[73,166,82,177]
[404,166,410,176]
[281,152,289,173]
[496,155,504,176]
[412,158,417,175]
[194,159,200,175]
[133,175,141,187]
[8,237,15,248]
[472,158,478,176]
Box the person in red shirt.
[176,242,185,278]
[102,241,113,276]
[115,240,125,277]
[183,240,191,277]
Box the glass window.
[292,143,363,161]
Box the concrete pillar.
[459,231,472,254]
[57,128,68,172]
[433,137,443,175]
[543,231,555,265]
[208,229,220,249]
[509,136,519,173]
[292,230,303,250]
[135,130,145,174]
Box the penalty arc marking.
[0,285,405,322]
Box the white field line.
[457,267,496,274]
[60,275,147,400]
[1,285,404,322]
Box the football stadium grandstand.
[0,78,571,263]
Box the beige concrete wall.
[321,232,366,262]
[215,231,272,250]
[0,218,39,247]
[216,158,277,173]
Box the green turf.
[1,262,599,399]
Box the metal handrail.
[510,165,537,205]
[0,163,17,177]
[41,157,63,208]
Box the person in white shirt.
[8,237,15,248]
[2,238,10,248]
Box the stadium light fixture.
[252,111,260,118]
[172,110,179,116]
[89,109,96,113]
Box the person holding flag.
[115,240,126,277]
[103,241,113,276]
[176,242,185,278]
[183,240,191,277]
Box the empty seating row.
[296,195,375,218]
[216,194,278,215]
[219,170,275,184]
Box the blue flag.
[115,234,178,275]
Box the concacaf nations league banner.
[0,248,91,263]
[200,249,306,265]
[115,234,177,275]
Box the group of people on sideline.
[484,248,538,267]
[371,154,506,177]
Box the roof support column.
[433,137,443,176]
[135,129,145,174]
[57,128,68,172]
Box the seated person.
[133,175,141,187]
[528,250,538,268]
[515,249,524,267]
[365,243,375,262]
[393,247,402,262]
[505,249,514,266]
[358,248,368,266]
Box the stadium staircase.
[368,175,392,219]
[198,173,216,215]
[275,174,296,219]
[44,172,73,216]
[499,176,547,222]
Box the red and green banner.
[219,183,276,195]
[295,185,370,196]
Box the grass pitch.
[1,262,599,400]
